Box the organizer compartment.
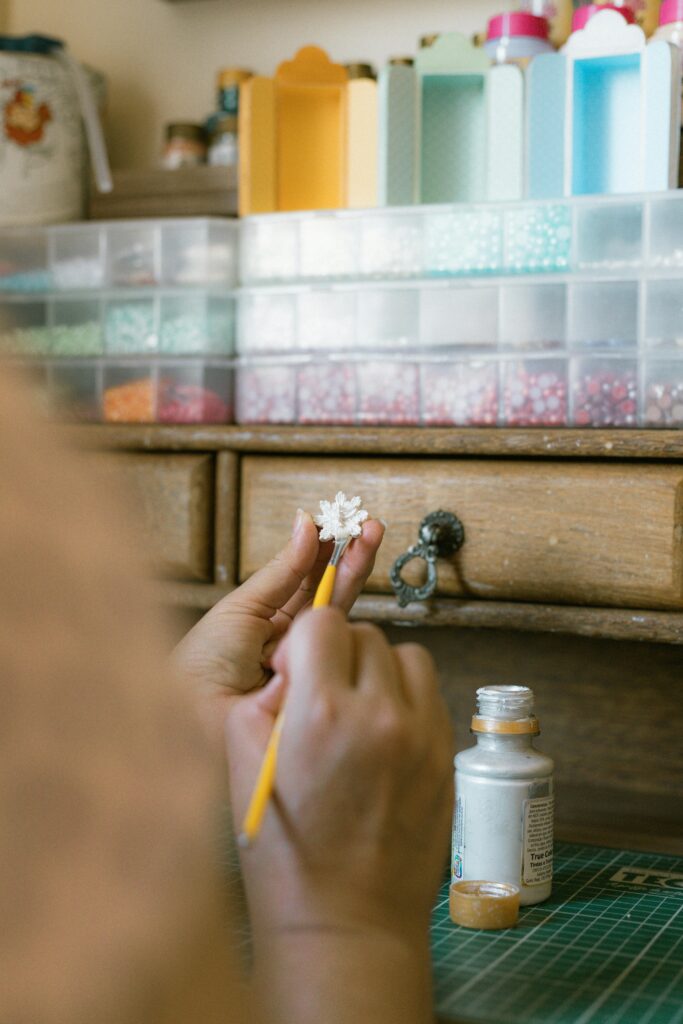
[0,218,239,295]
[501,354,569,427]
[45,359,234,425]
[643,356,683,427]
[571,354,639,427]
[49,362,101,422]
[644,279,683,350]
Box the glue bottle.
[483,11,555,66]
[452,685,554,906]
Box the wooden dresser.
[72,424,683,853]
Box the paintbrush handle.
[238,709,285,848]
[313,562,337,609]
[239,556,339,847]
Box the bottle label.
[451,795,465,879]
[522,795,554,885]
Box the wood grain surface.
[158,583,683,644]
[64,424,683,460]
[214,451,239,586]
[101,452,215,581]
[240,455,683,610]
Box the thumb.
[256,672,288,716]
[227,510,320,617]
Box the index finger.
[333,518,385,614]
[274,605,353,698]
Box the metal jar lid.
[344,62,376,79]
[210,114,237,138]
[165,122,206,142]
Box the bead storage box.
[0,218,238,424]
[235,351,640,428]
[239,190,683,285]
[14,360,233,424]
[0,292,235,358]
[234,268,681,427]
[235,190,683,428]
[4,196,683,428]
[0,218,239,293]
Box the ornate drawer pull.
[390,510,465,608]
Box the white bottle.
[453,685,554,906]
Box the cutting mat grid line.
[432,843,683,1024]
[611,928,683,1024]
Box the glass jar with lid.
[216,67,253,117]
[162,123,206,169]
[207,114,238,167]
[484,11,555,66]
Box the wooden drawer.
[103,453,215,581]
[240,456,683,609]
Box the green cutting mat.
[432,842,683,1024]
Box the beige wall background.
[8,0,490,169]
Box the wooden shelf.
[67,424,683,460]
[89,165,237,220]
[160,584,683,644]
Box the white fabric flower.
[313,491,368,542]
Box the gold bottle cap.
[345,62,376,79]
[388,56,415,66]
[471,714,540,735]
[449,881,520,930]
[419,33,440,47]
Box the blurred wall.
[7,0,488,169]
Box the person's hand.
[227,607,454,945]
[173,510,384,739]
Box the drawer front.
[104,453,214,581]
[240,456,683,609]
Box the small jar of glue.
[484,12,555,66]
[452,685,554,907]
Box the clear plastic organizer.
[239,191,683,285]
[18,348,680,428]
[0,291,235,358]
[234,350,660,428]
[38,359,235,424]
[236,275,679,355]
[0,218,239,295]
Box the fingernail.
[379,518,388,530]
[293,508,306,535]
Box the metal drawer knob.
[390,510,465,608]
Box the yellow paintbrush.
[238,494,367,849]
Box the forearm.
[251,927,433,1024]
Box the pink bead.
[422,362,498,426]
[236,365,296,424]
[574,368,637,427]
[358,361,420,425]
[644,377,683,427]
[297,362,356,424]
[503,363,568,427]
[158,382,231,424]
